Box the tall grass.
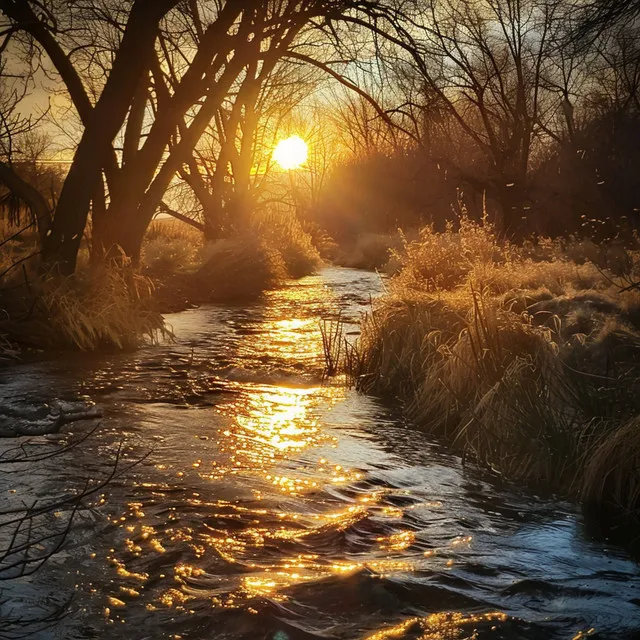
[195,233,288,301]
[256,210,322,279]
[320,315,345,377]
[142,219,203,275]
[0,264,167,351]
[341,214,640,521]
[0,220,40,282]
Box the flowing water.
[1,267,639,640]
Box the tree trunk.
[104,52,253,260]
[104,4,243,237]
[41,0,178,274]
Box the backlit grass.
[340,215,640,521]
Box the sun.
[272,136,308,170]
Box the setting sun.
[272,135,308,170]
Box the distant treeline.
[310,0,640,244]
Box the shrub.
[257,211,322,278]
[143,236,200,275]
[142,219,203,275]
[194,233,287,301]
[391,216,507,291]
[583,416,640,520]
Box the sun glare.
[273,136,308,170]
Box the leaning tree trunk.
[103,52,253,263]
[41,0,179,275]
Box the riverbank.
[343,217,640,522]
[0,218,323,356]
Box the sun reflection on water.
[207,383,342,487]
[364,612,510,640]
[105,478,453,616]
[100,273,452,624]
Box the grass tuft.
[142,220,202,275]
[257,211,322,279]
[194,233,287,301]
[583,416,640,521]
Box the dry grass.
[145,213,321,306]
[583,416,640,521]
[320,315,345,377]
[142,218,203,275]
[194,233,287,301]
[340,214,640,520]
[187,212,321,302]
[144,212,322,281]
[0,264,167,351]
[256,210,322,279]
[0,220,40,281]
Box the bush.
[143,236,201,275]
[257,211,322,278]
[147,213,322,309]
[142,219,202,275]
[194,233,287,301]
[583,416,640,520]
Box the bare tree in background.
[174,57,319,240]
[0,51,53,246]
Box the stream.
[1,266,639,640]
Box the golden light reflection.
[104,274,439,615]
[112,479,451,614]
[174,564,204,580]
[109,486,446,616]
[235,314,325,369]
[208,382,361,496]
[451,535,473,547]
[365,612,510,640]
[159,588,193,609]
[107,556,148,582]
[107,596,126,608]
[376,531,416,552]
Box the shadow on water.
[1,267,639,640]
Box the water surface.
[1,267,639,640]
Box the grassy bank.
[0,213,322,355]
[342,216,640,521]
[146,214,322,310]
[0,264,167,354]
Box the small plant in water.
[320,314,345,376]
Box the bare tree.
[174,56,319,239]
[0,0,181,273]
[0,46,53,245]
